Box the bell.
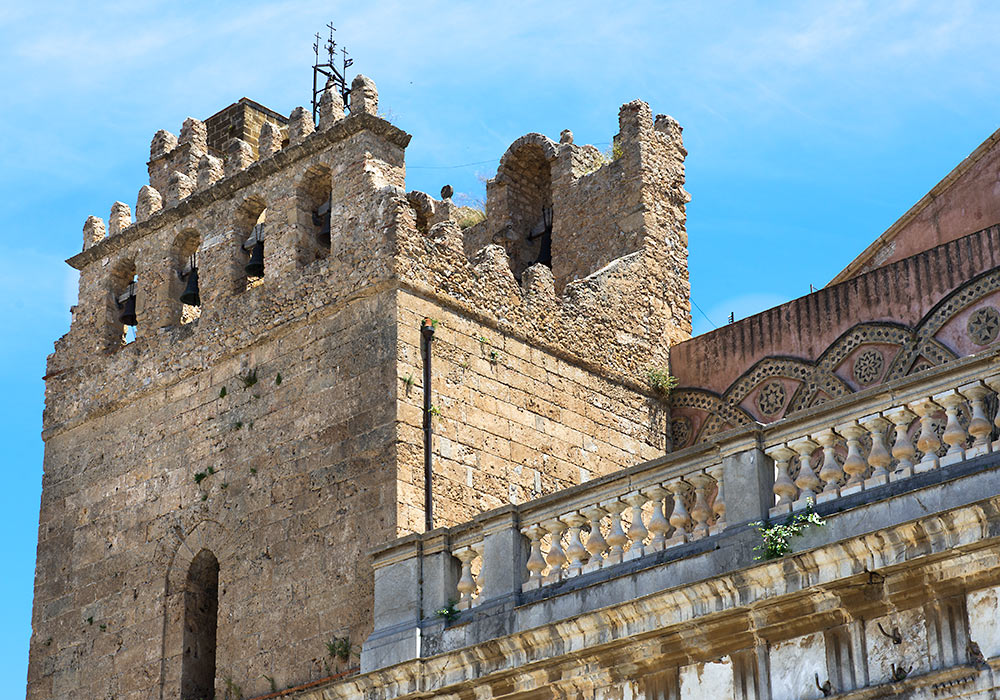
[179,267,200,306]
[118,291,137,327]
[313,201,331,248]
[245,240,264,278]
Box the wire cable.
[691,299,718,329]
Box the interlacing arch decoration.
[671,268,1000,448]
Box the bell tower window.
[297,164,332,263]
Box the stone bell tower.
[27,73,691,699]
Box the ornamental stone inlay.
[756,381,786,417]
[968,306,1000,346]
[853,348,884,386]
[671,417,692,448]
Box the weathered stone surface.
[108,200,132,236]
[82,215,105,249]
[318,81,346,129]
[224,137,255,177]
[166,169,194,206]
[196,153,224,190]
[288,106,315,145]
[350,74,379,115]
[258,121,283,158]
[135,185,162,222]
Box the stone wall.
[205,98,289,158]
[394,290,667,531]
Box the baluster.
[688,473,712,539]
[642,485,671,552]
[985,375,1000,451]
[934,389,968,465]
[454,546,478,610]
[788,437,820,508]
[860,414,891,488]
[624,491,649,560]
[909,398,942,473]
[470,542,484,605]
[765,444,798,516]
[542,518,567,584]
[960,381,992,457]
[706,464,727,535]
[667,479,691,546]
[885,406,916,480]
[521,524,546,591]
[836,421,867,496]
[813,429,843,501]
[582,505,608,573]
[561,512,588,577]
[601,499,628,566]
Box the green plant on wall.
[435,600,460,622]
[326,635,355,662]
[239,368,258,389]
[647,368,678,397]
[750,501,825,560]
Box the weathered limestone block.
[679,659,733,697]
[82,215,105,250]
[968,585,1000,658]
[770,632,827,699]
[166,170,195,207]
[178,117,208,154]
[135,185,163,222]
[350,74,378,115]
[406,191,435,223]
[108,201,132,237]
[522,263,556,305]
[197,154,224,190]
[427,220,464,255]
[150,129,177,160]
[258,122,283,158]
[224,138,255,177]
[288,106,314,145]
[318,81,345,130]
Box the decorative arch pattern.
[671,270,1000,449]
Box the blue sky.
[4,0,1000,693]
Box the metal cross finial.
[311,21,354,120]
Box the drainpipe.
[421,318,436,532]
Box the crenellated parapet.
[49,86,690,437]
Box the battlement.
[52,79,690,433]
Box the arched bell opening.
[234,196,268,291]
[107,258,138,346]
[495,142,554,281]
[297,164,332,263]
[180,549,219,700]
[171,229,202,325]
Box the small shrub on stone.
[326,635,354,661]
[435,600,460,622]
[647,368,678,397]
[750,502,825,560]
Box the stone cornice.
[67,113,411,270]
[307,493,1000,699]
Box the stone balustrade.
[363,348,1000,673]
[764,366,1000,518]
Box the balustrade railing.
[367,350,1000,647]
[764,372,1000,518]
